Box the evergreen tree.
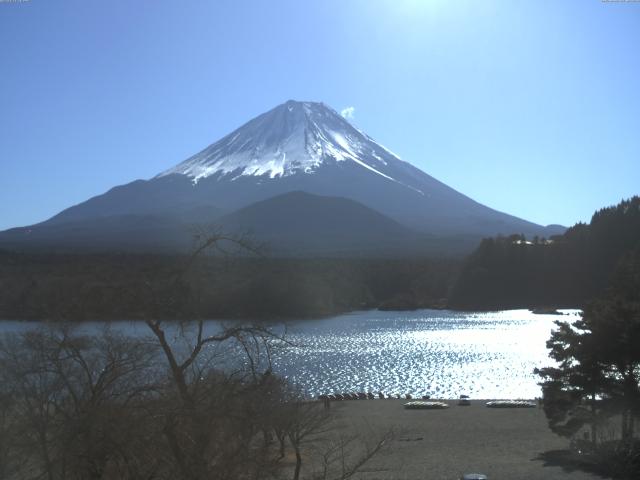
[536,248,640,444]
[451,196,640,309]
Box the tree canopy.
[451,196,640,309]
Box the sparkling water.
[0,308,580,399]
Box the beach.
[326,399,601,480]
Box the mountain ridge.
[0,100,565,255]
[156,100,414,186]
[216,190,428,256]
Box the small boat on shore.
[404,401,449,410]
[486,400,536,408]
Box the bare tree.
[281,392,394,480]
[0,230,393,480]
[285,400,334,480]
[309,428,394,480]
[138,230,295,479]
[0,326,160,480]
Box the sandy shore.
[327,399,602,480]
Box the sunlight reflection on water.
[0,309,581,399]
[271,309,581,399]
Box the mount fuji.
[0,100,563,255]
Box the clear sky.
[1,0,638,230]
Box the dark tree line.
[450,196,640,309]
[2,197,639,319]
[0,252,458,321]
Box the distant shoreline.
[0,305,579,323]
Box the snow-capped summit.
[158,100,405,186]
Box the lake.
[0,308,580,399]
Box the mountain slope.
[0,205,225,253]
[0,100,564,254]
[0,193,433,256]
[216,191,427,255]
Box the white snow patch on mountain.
[157,100,415,188]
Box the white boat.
[486,400,536,408]
[403,401,449,410]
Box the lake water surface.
[0,309,580,399]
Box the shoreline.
[330,399,600,479]
[0,306,580,323]
[316,396,547,404]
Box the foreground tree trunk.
[590,393,598,445]
[293,444,302,480]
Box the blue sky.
[1,0,638,230]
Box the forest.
[1,196,638,321]
[0,251,457,321]
[450,196,640,310]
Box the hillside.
[450,196,640,309]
